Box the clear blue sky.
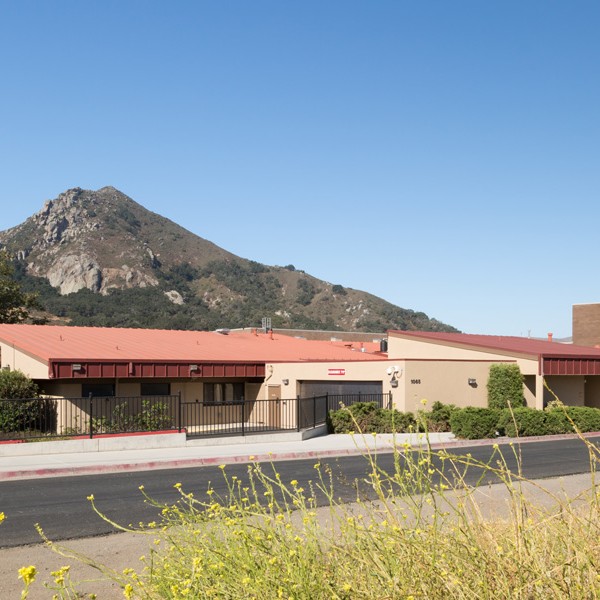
[1,1,598,338]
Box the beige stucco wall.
[523,375,537,408]
[584,376,600,409]
[401,361,495,413]
[0,342,49,379]
[544,375,585,407]
[387,335,539,375]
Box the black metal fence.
[0,392,392,441]
[0,395,180,441]
[183,393,393,438]
[181,397,299,437]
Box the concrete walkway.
[0,431,459,481]
[1,429,599,482]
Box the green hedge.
[0,370,55,435]
[487,364,525,409]
[497,408,547,437]
[0,398,56,434]
[449,407,502,439]
[563,407,600,433]
[328,402,416,434]
[425,401,458,432]
[451,405,600,439]
[328,401,460,434]
[328,402,600,439]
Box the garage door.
[299,380,382,397]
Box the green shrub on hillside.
[487,364,525,409]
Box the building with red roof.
[387,330,600,411]
[2,324,599,419]
[0,323,391,402]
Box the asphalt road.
[1,436,599,548]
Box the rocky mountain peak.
[0,187,162,295]
[0,187,458,333]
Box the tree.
[487,363,525,409]
[0,251,40,323]
[0,369,43,434]
[0,369,39,399]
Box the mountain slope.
[0,187,458,333]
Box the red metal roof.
[0,324,386,364]
[388,331,600,358]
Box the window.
[141,383,171,396]
[82,383,115,397]
[204,383,244,404]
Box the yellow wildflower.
[18,565,37,585]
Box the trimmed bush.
[565,407,600,433]
[542,409,572,435]
[328,402,416,434]
[0,370,55,435]
[421,401,458,432]
[450,407,501,439]
[487,364,525,409]
[0,369,39,399]
[330,401,600,440]
[497,407,548,437]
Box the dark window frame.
[140,382,171,396]
[82,383,115,398]
[203,382,245,404]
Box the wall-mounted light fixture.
[468,378,477,386]
[282,379,289,386]
[189,364,199,373]
[72,363,82,372]
[386,365,403,388]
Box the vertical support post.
[242,398,245,437]
[313,395,316,429]
[178,391,182,433]
[296,395,300,432]
[89,393,93,439]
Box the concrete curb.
[1,431,599,482]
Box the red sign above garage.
[328,368,346,376]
